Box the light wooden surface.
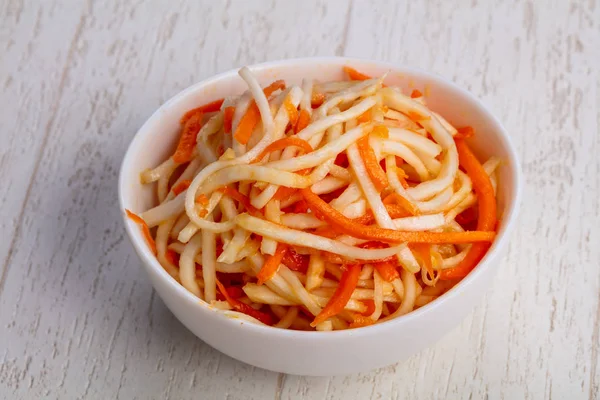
[1,0,598,398]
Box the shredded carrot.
[233,80,286,145]
[371,125,389,139]
[440,139,497,280]
[410,243,434,277]
[173,112,203,163]
[180,99,224,125]
[352,203,412,225]
[357,110,371,124]
[349,313,375,328]
[251,137,313,163]
[361,299,376,316]
[454,126,475,139]
[216,279,273,325]
[357,135,389,192]
[125,209,157,254]
[233,103,260,145]
[456,206,478,226]
[223,106,235,134]
[408,111,430,122]
[216,186,262,217]
[172,179,191,196]
[343,66,372,81]
[397,169,410,189]
[257,243,288,285]
[311,92,325,108]
[295,109,311,133]
[281,248,309,273]
[263,80,286,97]
[273,168,312,200]
[165,249,179,265]
[410,89,423,98]
[284,96,298,127]
[311,263,361,326]
[382,192,418,215]
[198,208,208,218]
[291,200,309,214]
[216,285,244,301]
[334,152,348,167]
[300,188,496,244]
[196,194,209,206]
[373,261,399,282]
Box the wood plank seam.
[0,0,92,299]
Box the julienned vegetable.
[126,65,501,331]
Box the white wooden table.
[1,1,598,398]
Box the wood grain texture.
[0,0,598,399]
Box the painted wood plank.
[0,1,350,399]
[282,0,600,399]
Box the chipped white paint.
[0,0,598,398]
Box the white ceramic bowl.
[118,57,522,376]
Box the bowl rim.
[118,56,523,339]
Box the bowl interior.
[119,57,521,330]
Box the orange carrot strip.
[456,206,478,226]
[165,249,179,265]
[373,261,400,282]
[233,80,286,145]
[440,139,497,280]
[300,188,496,244]
[408,111,431,122]
[410,89,423,98]
[371,125,389,139]
[284,96,298,127]
[172,179,191,196]
[357,110,371,124]
[256,243,288,285]
[273,168,312,200]
[282,248,309,273]
[397,169,410,189]
[311,263,361,326]
[357,135,389,192]
[125,209,157,255]
[311,92,325,108]
[233,103,260,145]
[223,106,235,134]
[295,109,311,133]
[343,66,372,81]
[196,194,209,206]
[410,243,434,277]
[251,137,313,163]
[180,99,224,125]
[361,299,376,316]
[216,186,262,217]
[215,279,273,325]
[262,80,286,97]
[351,203,412,225]
[173,112,203,163]
[454,126,475,139]
[382,192,418,216]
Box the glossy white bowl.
[118,57,522,376]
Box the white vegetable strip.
[180,233,203,298]
[386,127,442,158]
[236,214,403,260]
